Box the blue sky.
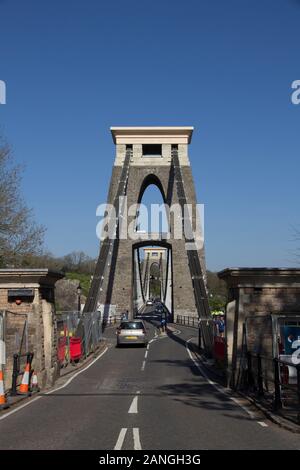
[0,0,299,271]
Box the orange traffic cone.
[19,362,30,394]
[31,372,39,392]
[0,369,9,409]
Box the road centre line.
[114,428,142,450]
[128,396,138,414]
[133,428,142,450]
[114,428,127,450]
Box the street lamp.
[77,283,82,313]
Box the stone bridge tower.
[85,127,210,329]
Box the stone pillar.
[218,268,300,388]
[0,269,64,390]
[96,127,205,318]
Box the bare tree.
[0,137,45,267]
[61,251,95,273]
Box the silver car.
[116,320,147,347]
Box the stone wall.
[0,269,64,390]
[218,268,300,388]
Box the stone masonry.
[97,127,206,318]
[0,269,64,390]
[218,268,300,388]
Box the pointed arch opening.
[132,241,173,321]
[136,175,169,235]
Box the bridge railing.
[240,352,300,425]
[102,315,122,327]
[175,314,226,361]
[175,314,198,328]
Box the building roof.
[0,269,64,286]
[218,267,300,287]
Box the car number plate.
[126,336,137,339]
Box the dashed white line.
[114,428,127,450]
[144,350,148,359]
[133,428,142,450]
[141,360,146,371]
[128,396,138,414]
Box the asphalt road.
[0,307,299,450]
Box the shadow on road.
[156,380,253,421]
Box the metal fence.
[175,314,198,328]
[0,310,29,391]
[103,315,122,327]
[56,311,102,367]
[239,352,300,424]
[175,314,226,361]
[56,310,122,367]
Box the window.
[142,144,162,157]
[120,322,144,330]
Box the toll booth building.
[0,269,64,390]
[218,268,300,388]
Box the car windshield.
[120,322,144,330]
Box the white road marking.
[0,395,42,421]
[171,328,181,335]
[141,360,146,371]
[114,428,127,450]
[144,350,148,359]
[128,396,138,414]
[257,421,268,427]
[46,346,109,395]
[0,346,109,421]
[185,338,255,419]
[146,344,150,350]
[133,428,142,450]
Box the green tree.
[206,270,227,310]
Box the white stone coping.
[0,269,64,286]
[110,126,194,144]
